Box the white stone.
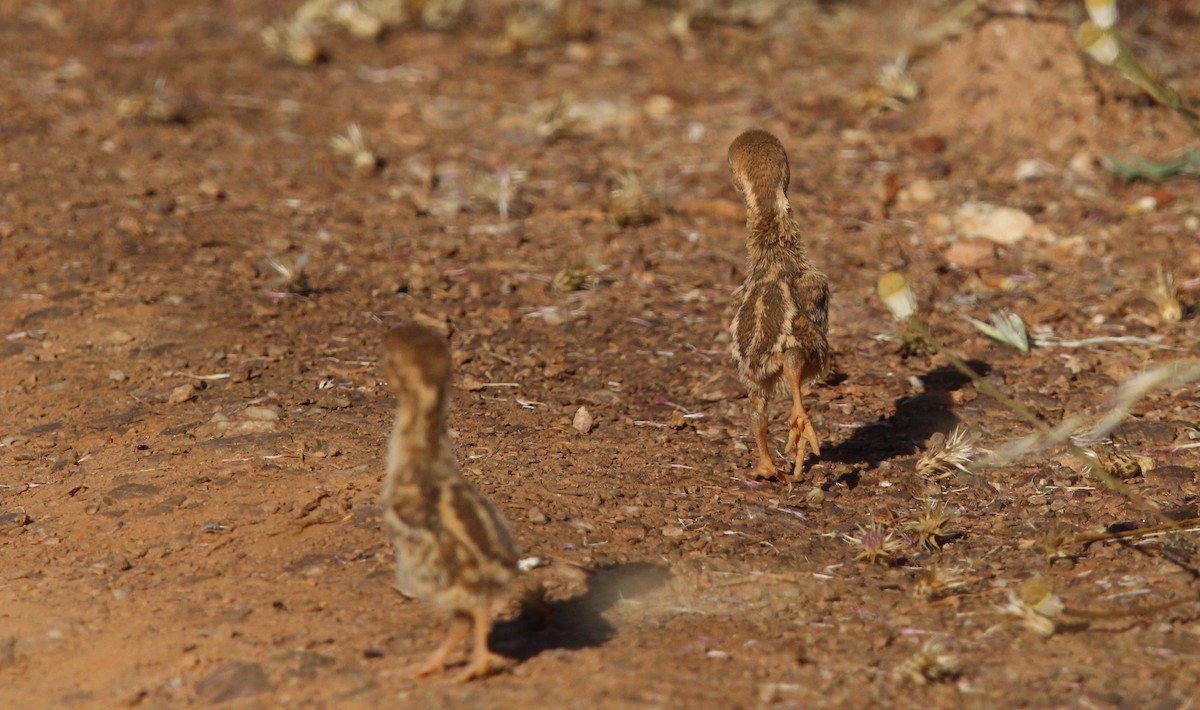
[954,202,1035,245]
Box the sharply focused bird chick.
[727,129,831,482]
[380,325,520,681]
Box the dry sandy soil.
[3,1,1200,708]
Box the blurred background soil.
[2,1,1199,707]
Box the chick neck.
[744,189,811,268]
[385,385,449,483]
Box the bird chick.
[727,129,831,482]
[380,325,520,681]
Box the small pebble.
[167,384,195,405]
[572,406,595,434]
[242,405,281,421]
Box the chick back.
[384,469,520,612]
[730,262,830,396]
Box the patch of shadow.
[0,341,26,359]
[22,421,61,436]
[89,407,146,433]
[492,561,670,661]
[193,432,288,451]
[195,660,271,704]
[145,340,183,356]
[286,553,333,573]
[145,493,188,516]
[273,649,335,679]
[20,304,73,325]
[820,361,989,468]
[105,482,161,501]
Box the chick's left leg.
[407,611,470,678]
[458,603,505,682]
[784,357,821,478]
[748,391,780,480]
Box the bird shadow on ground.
[491,561,671,661]
[817,360,990,473]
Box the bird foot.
[785,414,820,463]
[403,657,448,680]
[457,650,506,682]
[752,458,792,484]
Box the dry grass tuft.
[116,77,188,123]
[261,18,325,66]
[855,56,920,113]
[266,253,312,295]
[1152,263,1184,323]
[551,261,598,293]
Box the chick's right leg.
[458,603,506,682]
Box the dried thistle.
[470,166,529,219]
[1162,531,1197,564]
[551,261,597,292]
[557,0,593,42]
[1081,446,1153,480]
[501,3,554,53]
[501,0,594,53]
[294,0,341,24]
[1036,521,1075,563]
[998,575,1063,638]
[261,18,324,66]
[893,639,960,685]
[116,77,188,124]
[23,2,67,33]
[904,499,956,551]
[362,0,406,25]
[965,310,1029,353]
[266,253,312,295]
[912,565,966,602]
[411,0,467,31]
[843,522,904,565]
[522,304,584,326]
[1153,264,1184,323]
[608,172,662,228]
[332,1,385,38]
[330,124,380,173]
[532,93,578,140]
[917,426,977,481]
[855,56,920,113]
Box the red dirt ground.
[3,1,1200,708]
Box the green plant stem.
[903,315,1173,527]
[1111,32,1200,138]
